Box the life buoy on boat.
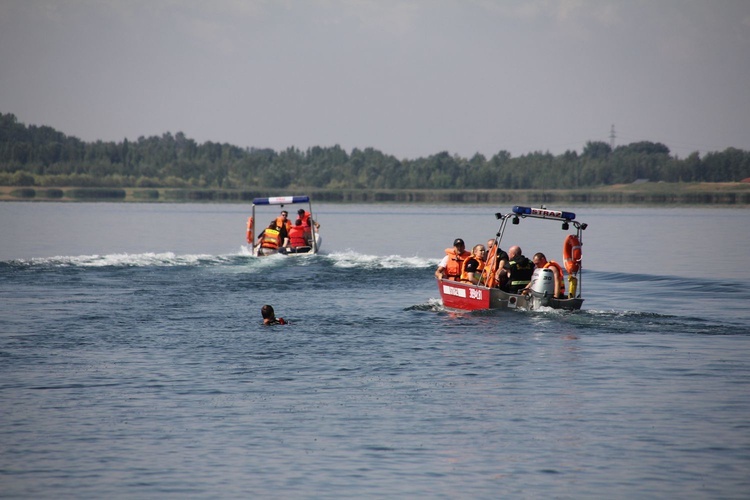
[246,217,254,244]
[563,235,582,274]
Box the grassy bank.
[1,183,749,205]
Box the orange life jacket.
[544,260,565,296]
[288,225,307,248]
[460,258,485,282]
[297,211,311,226]
[260,228,281,249]
[444,248,471,280]
[275,216,292,234]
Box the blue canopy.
[252,195,310,206]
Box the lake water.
[1,202,749,498]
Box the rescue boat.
[246,195,322,256]
[437,206,588,312]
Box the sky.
[1,0,749,160]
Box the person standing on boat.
[297,208,320,230]
[460,244,487,284]
[435,238,472,280]
[505,246,534,293]
[297,208,320,246]
[261,305,287,326]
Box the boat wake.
[1,248,438,271]
[3,251,748,335]
[325,250,435,269]
[2,252,237,268]
[411,298,750,336]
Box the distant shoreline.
[1,183,749,205]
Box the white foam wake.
[326,250,436,269]
[14,252,234,268]
[7,247,439,270]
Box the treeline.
[2,112,749,190]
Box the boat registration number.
[443,284,483,302]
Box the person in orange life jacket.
[296,208,320,228]
[504,245,535,293]
[276,216,290,244]
[297,208,320,245]
[297,208,309,223]
[487,238,510,288]
[264,215,290,243]
[256,221,289,255]
[275,210,292,235]
[261,304,286,326]
[461,244,487,284]
[521,252,565,298]
[435,238,471,280]
[287,219,309,250]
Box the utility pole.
[609,124,616,150]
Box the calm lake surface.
[1,202,749,498]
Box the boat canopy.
[253,195,310,206]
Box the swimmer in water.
[261,304,287,326]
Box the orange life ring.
[563,235,582,274]
[246,217,254,244]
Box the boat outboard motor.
[529,268,555,308]
[530,268,555,296]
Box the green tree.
[583,141,612,160]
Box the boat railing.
[480,207,587,299]
[249,195,319,254]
